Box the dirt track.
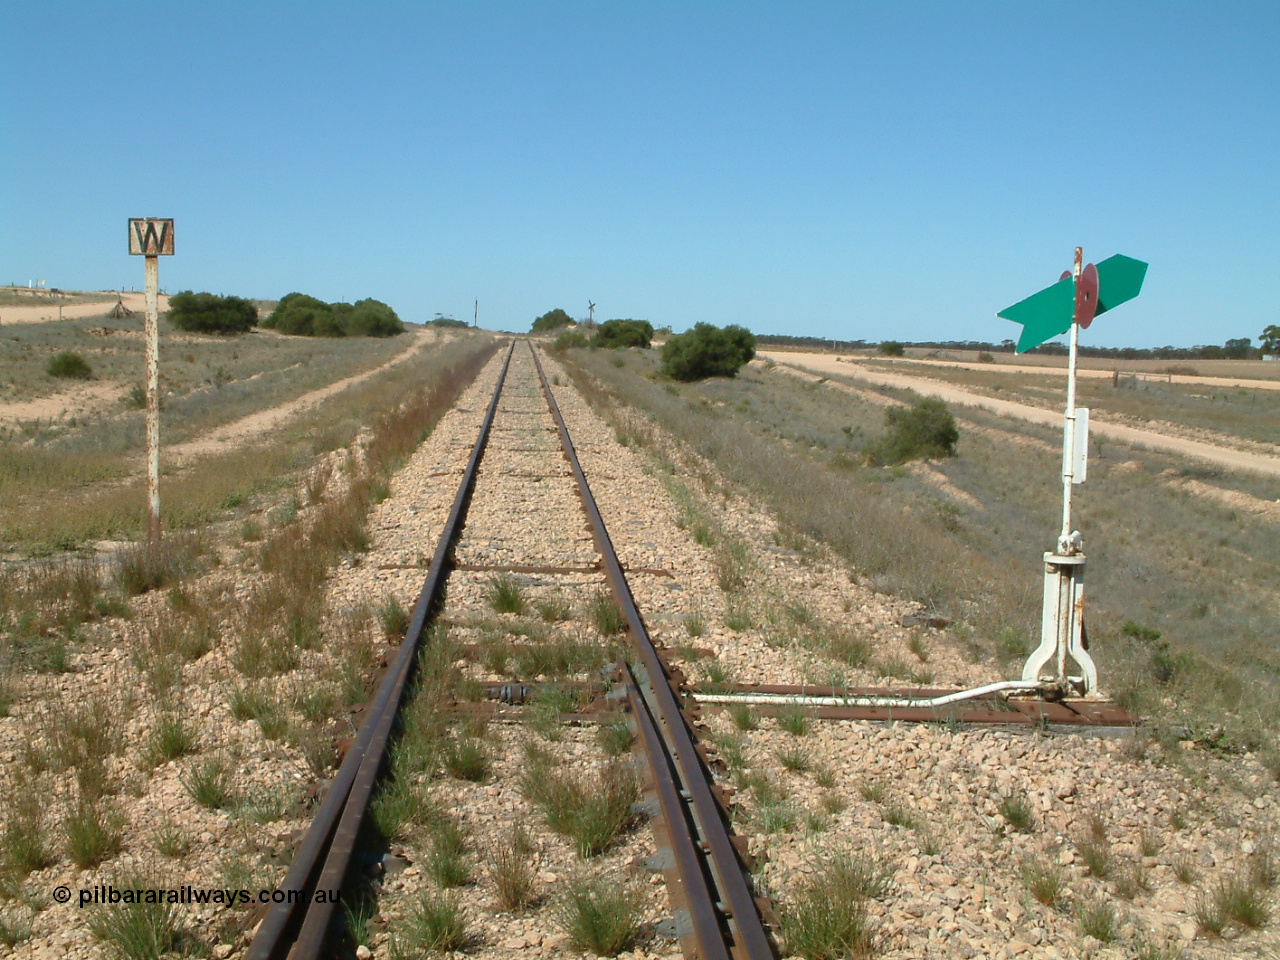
[0,291,168,325]
[166,328,438,462]
[764,351,1280,479]
[857,354,1280,392]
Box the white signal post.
[1021,246,1099,695]
[128,218,174,544]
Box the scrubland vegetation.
[166,291,259,335]
[262,293,403,338]
[852,356,1280,449]
[0,311,461,552]
[660,322,756,380]
[530,308,575,333]
[562,346,1280,756]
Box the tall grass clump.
[520,756,639,857]
[779,852,889,960]
[491,825,538,912]
[553,875,641,957]
[488,576,526,615]
[588,590,626,636]
[88,872,186,960]
[387,891,468,957]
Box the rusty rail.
[529,341,776,960]
[245,340,514,960]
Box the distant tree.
[660,323,756,381]
[167,291,258,335]
[1223,337,1253,360]
[865,398,958,466]
[592,319,654,349]
[532,308,575,333]
[1262,324,1280,356]
[879,341,905,357]
[47,351,92,379]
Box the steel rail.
[529,342,776,960]
[246,340,514,960]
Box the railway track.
[246,340,776,960]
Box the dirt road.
[763,351,1280,478]
[0,291,168,325]
[851,354,1280,392]
[167,328,438,462]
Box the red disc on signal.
[1075,262,1099,328]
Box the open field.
[0,290,165,324]
[762,352,1280,472]
[0,314,488,553]
[563,345,1280,752]
[762,343,1280,384]
[0,332,1276,960]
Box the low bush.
[532,308,575,333]
[592,319,653,349]
[262,293,403,338]
[47,351,92,379]
[864,398,958,466]
[878,340,905,357]
[166,291,258,334]
[660,323,756,381]
[553,329,590,350]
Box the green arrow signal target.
[998,254,1148,353]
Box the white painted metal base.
[1022,552,1097,695]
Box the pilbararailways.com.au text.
[75,885,340,908]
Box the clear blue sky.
[3,2,1277,347]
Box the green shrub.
[166,291,258,334]
[592,319,653,349]
[339,298,404,337]
[878,340,905,357]
[864,398,958,465]
[47,351,93,379]
[554,329,590,349]
[660,323,756,381]
[262,293,402,338]
[532,308,576,333]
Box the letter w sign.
[128,218,174,255]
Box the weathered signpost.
[128,218,174,544]
[998,248,1147,694]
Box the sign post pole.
[144,253,161,544]
[1060,247,1082,553]
[129,218,174,545]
